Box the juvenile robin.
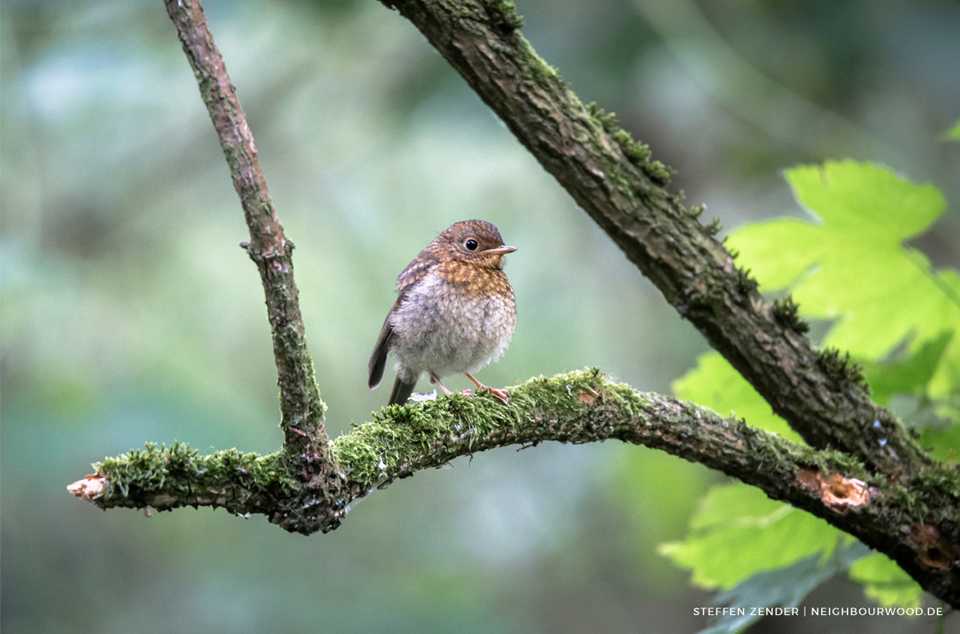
[368,220,517,405]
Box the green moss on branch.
[95,442,296,515]
[72,368,960,603]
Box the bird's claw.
[488,387,510,405]
[462,372,510,405]
[460,387,509,405]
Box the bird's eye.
[465,239,479,251]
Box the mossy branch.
[69,369,960,605]
[381,0,930,477]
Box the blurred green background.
[2,0,958,632]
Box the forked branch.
[163,0,343,507]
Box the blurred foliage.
[849,552,927,610]
[698,542,872,634]
[672,350,800,442]
[2,0,958,633]
[945,119,960,141]
[659,485,855,590]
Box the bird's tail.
[388,376,417,405]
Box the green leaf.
[698,542,871,634]
[659,484,846,590]
[664,161,956,615]
[848,552,923,608]
[927,270,960,397]
[728,161,959,389]
[673,352,801,443]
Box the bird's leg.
[429,372,454,397]
[464,373,510,405]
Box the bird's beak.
[483,245,517,256]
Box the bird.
[368,219,517,406]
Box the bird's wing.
[395,252,435,296]
[369,248,437,390]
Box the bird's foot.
[464,373,510,405]
[486,387,510,405]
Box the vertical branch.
[162,0,339,491]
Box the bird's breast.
[388,268,516,377]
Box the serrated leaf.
[848,552,923,608]
[664,161,956,616]
[673,352,801,443]
[728,161,959,387]
[659,484,845,590]
[927,270,960,397]
[698,542,871,634]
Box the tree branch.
[68,369,960,605]
[162,0,343,504]
[380,0,931,477]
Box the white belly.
[389,269,516,379]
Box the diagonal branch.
[380,0,931,477]
[68,370,960,606]
[162,0,343,502]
